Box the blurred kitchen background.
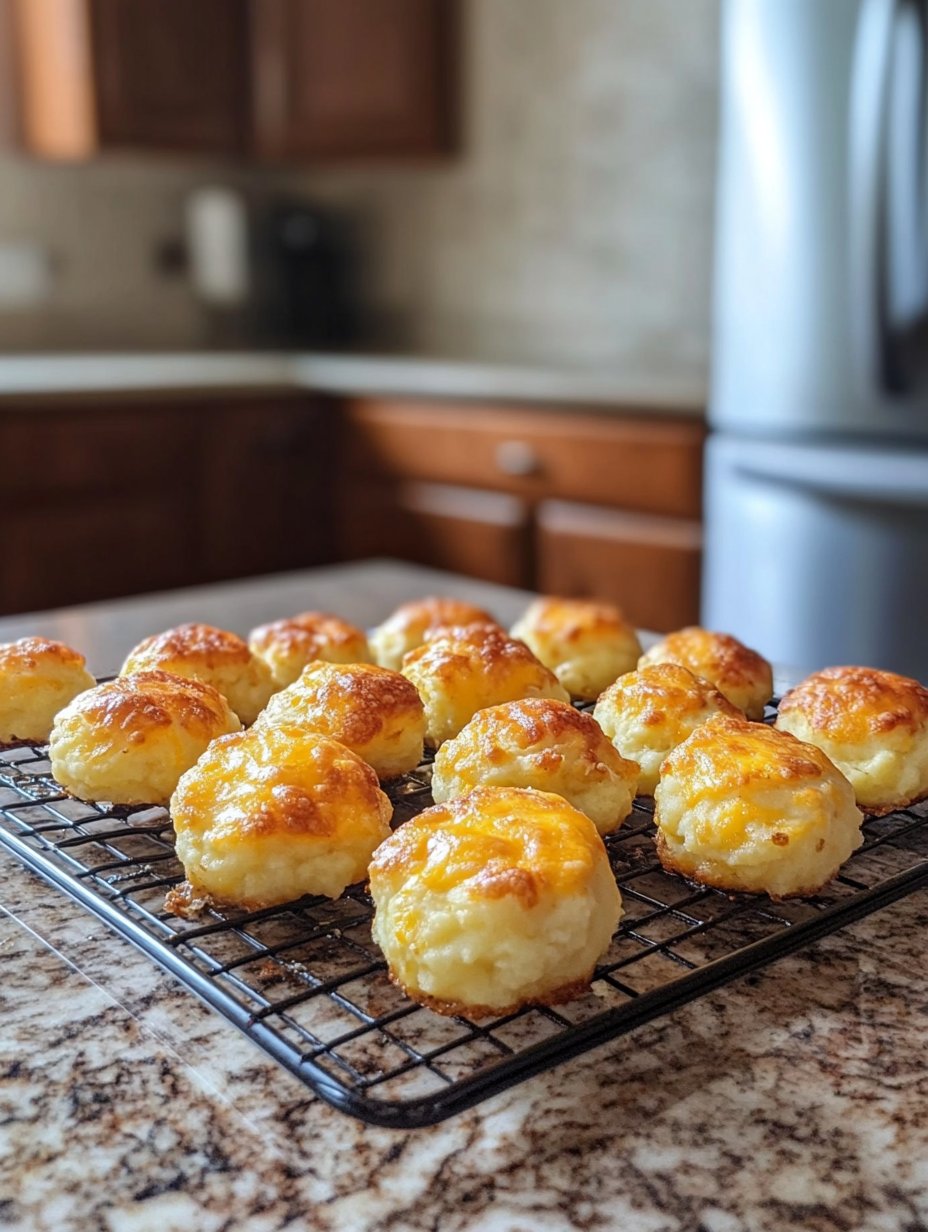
[1,0,926,678]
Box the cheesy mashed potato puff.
[510,597,642,700]
[170,724,392,909]
[369,786,622,1017]
[593,662,741,795]
[776,666,928,813]
[369,596,499,671]
[49,670,240,806]
[638,627,773,720]
[0,637,95,743]
[654,714,863,898]
[401,626,569,747]
[256,660,425,780]
[431,697,638,834]
[248,611,372,688]
[121,622,274,726]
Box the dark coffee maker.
[256,201,357,347]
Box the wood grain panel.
[339,480,532,587]
[342,398,705,518]
[251,0,455,160]
[91,0,248,152]
[536,500,702,633]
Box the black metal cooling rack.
[2,726,928,1128]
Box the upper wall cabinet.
[251,0,455,160]
[91,0,249,154]
[8,0,248,157]
[2,0,454,161]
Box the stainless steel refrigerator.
[703,0,928,680]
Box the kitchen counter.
[0,351,705,416]
[3,561,926,1232]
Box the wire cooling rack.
[2,718,928,1129]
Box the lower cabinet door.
[1,492,199,616]
[199,400,335,582]
[536,500,702,633]
[340,480,532,588]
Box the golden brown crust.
[382,596,497,637]
[256,661,425,779]
[123,622,252,671]
[248,611,369,659]
[422,621,506,646]
[368,786,605,897]
[169,723,392,907]
[516,596,632,644]
[0,637,88,672]
[437,697,635,786]
[403,625,552,684]
[383,967,597,1020]
[778,665,928,740]
[496,697,599,748]
[172,724,388,839]
[67,669,234,737]
[237,784,337,839]
[639,627,773,718]
[609,662,742,724]
[663,713,834,787]
[643,627,769,690]
[307,663,422,746]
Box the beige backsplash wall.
[300,0,720,380]
[0,157,284,352]
[0,0,719,374]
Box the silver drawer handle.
[495,439,540,477]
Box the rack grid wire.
[2,703,928,1128]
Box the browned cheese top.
[123,622,253,673]
[778,665,928,740]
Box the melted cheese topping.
[778,666,928,742]
[370,786,607,904]
[401,628,570,746]
[256,660,425,779]
[369,596,499,670]
[248,611,371,686]
[638,627,773,719]
[0,637,96,743]
[121,622,274,725]
[63,669,237,738]
[510,596,642,700]
[593,662,741,794]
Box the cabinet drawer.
[343,398,705,518]
[537,500,702,633]
[339,480,532,588]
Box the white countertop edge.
[0,351,706,413]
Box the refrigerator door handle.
[850,0,928,397]
[729,441,928,505]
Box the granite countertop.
[0,351,705,416]
[2,561,926,1231]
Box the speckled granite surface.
[2,564,928,1231]
[5,834,928,1231]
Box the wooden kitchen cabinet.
[251,0,455,160]
[537,501,703,632]
[0,395,335,617]
[7,0,248,158]
[199,398,335,582]
[342,398,704,518]
[3,0,453,161]
[90,0,248,154]
[338,397,706,630]
[338,479,532,588]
